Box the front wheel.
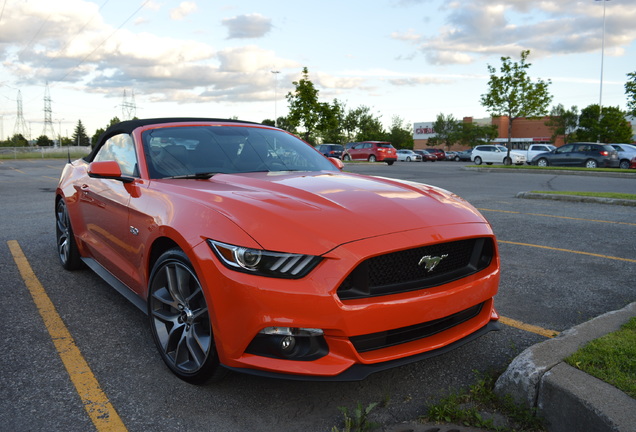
[454,156,460,161]
[148,249,226,384]
[368,155,376,162]
[474,156,482,165]
[343,154,351,161]
[619,160,630,169]
[503,157,512,166]
[55,199,83,270]
[585,159,598,169]
[537,158,549,167]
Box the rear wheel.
[368,155,376,162]
[148,249,226,384]
[585,159,598,169]
[454,156,460,161]
[55,199,83,270]
[386,161,394,166]
[474,156,482,165]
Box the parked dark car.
[530,142,620,168]
[414,149,437,162]
[427,148,446,161]
[453,149,473,161]
[316,144,344,159]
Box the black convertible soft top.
[86,117,263,161]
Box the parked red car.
[55,118,500,383]
[414,149,437,162]
[427,148,446,161]
[342,141,397,165]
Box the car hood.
[158,171,489,255]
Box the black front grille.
[338,237,494,300]
[350,303,484,353]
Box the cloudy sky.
[1,0,635,139]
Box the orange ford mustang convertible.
[55,118,500,384]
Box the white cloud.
[170,2,197,21]
[221,13,272,39]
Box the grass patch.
[529,191,636,201]
[565,317,636,399]
[423,371,545,432]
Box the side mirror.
[88,161,134,183]
[329,157,345,170]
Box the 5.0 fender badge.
[418,254,448,272]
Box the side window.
[94,134,138,177]
[556,144,574,154]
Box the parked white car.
[396,149,423,162]
[525,144,556,164]
[610,143,636,169]
[471,145,527,165]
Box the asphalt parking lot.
[1,158,634,432]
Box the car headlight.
[207,240,322,279]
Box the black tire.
[619,160,630,169]
[386,161,394,166]
[454,156,460,161]
[503,157,512,166]
[474,156,482,165]
[585,159,598,169]
[343,154,351,161]
[368,155,376,162]
[148,249,226,384]
[55,199,83,270]
[537,158,549,167]
[406,157,411,162]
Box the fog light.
[280,335,296,352]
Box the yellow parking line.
[7,240,127,432]
[499,240,636,263]
[478,208,636,227]
[499,316,559,338]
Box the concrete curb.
[494,302,636,432]
[516,192,636,206]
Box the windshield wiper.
[165,172,217,179]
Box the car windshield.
[142,125,337,179]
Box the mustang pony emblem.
[418,254,448,272]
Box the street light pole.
[598,0,610,113]
[271,70,280,127]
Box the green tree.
[625,71,636,116]
[457,122,498,148]
[4,134,29,147]
[385,116,414,149]
[286,67,322,143]
[72,120,90,146]
[428,113,459,149]
[545,104,579,144]
[36,135,54,146]
[577,104,632,143]
[317,99,346,144]
[480,50,552,158]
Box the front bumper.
[191,222,500,379]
